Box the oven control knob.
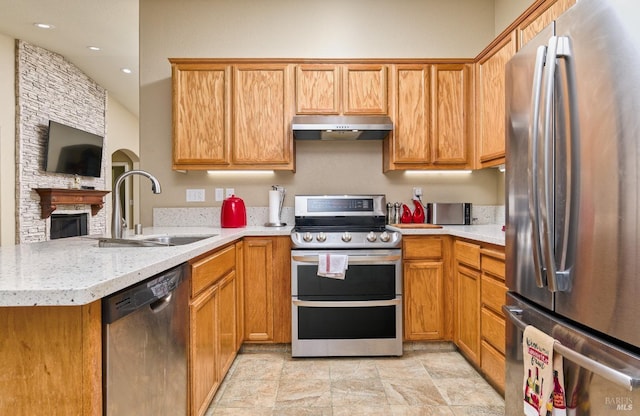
[366,231,377,242]
[303,232,313,242]
[316,232,327,242]
[379,231,391,242]
[341,231,352,242]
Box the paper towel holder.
[265,185,287,227]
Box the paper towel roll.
[268,190,280,224]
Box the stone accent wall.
[15,41,107,243]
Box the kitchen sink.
[97,234,217,248]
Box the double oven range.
[290,195,403,357]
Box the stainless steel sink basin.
[97,234,216,248]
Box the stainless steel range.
[290,195,403,357]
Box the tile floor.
[205,344,505,415]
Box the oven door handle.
[292,298,401,308]
[291,255,401,264]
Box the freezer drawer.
[504,293,640,416]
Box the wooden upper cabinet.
[295,64,340,114]
[172,63,231,169]
[295,63,388,115]
[384,65,431,170]
[518,0,576,49]
[476,31,516,168]
[343,64,388,114]
[233,64,294,169]
[431,63,473,167]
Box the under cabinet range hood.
[292,115,393,140]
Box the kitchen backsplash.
[153,205,504,228]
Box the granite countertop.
[387,224,505,246]
[0,226,292,307]
[0,224,503,307]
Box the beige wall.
[138,0,517,226]
[494,0,534,36]
[0,33,15,245]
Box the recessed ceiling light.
[121,68,132,74]
[34,23,55,29]
[87,46,101,51]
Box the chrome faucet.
[112,170,161,238]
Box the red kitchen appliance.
[221,195,246,228]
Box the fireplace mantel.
[34,188,111,219]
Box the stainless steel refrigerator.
[505,0,640,414]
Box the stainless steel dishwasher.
[103,263,189,416]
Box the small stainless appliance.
[505,0,640,413]
[103,264,188,415]
[426,202,471,225]
[291,194,402,357]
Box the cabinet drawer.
[481,275,507,316]
[481,307,505,354]
[455,240,480,268]
[191,245,236,297]
[403,237,443,260]
[481,249,505,281]
[481,340,505,392]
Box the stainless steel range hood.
[292,115,393,140]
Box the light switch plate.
[225,188,234,198]
[186,189,205,202]
[215,188,224,201]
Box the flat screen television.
[44,120,104,178]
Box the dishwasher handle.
[149,293,173,313]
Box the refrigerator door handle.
[528,44,549,288]
[540,35,574,292]
[504,305,640,391]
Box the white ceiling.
[0,0,139,116]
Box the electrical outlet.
[215,188,224,201]
[225,188,235,198]
[186,189,205,202]
[412,187,423,199]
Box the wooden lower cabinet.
[402,236,451,341]
[480,247,507,393]
[243,236,291,343]
[0,301,102,415]
[454,240,481,365]
[453,239,507,393]
[189,243,240,416]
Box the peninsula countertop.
[0,224,504,307]
[0,226,292,307]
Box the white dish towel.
[317,254,348,279]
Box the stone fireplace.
[15,40,107,243]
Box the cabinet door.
[431,64,472,166]
[385,65,431,170]
[343,64,388,114]
[233,64,294,169]
[243,238,274,342]
[172,63,231,169]
[217,271,237,379]
[476,32,516,167]
[295,64,340,114]
[404,260,444,340]
[243,236,291,343]
[456,263,480,364]
[518,0,576,48]
[190,285,218,416]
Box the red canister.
[221,195,247,228]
